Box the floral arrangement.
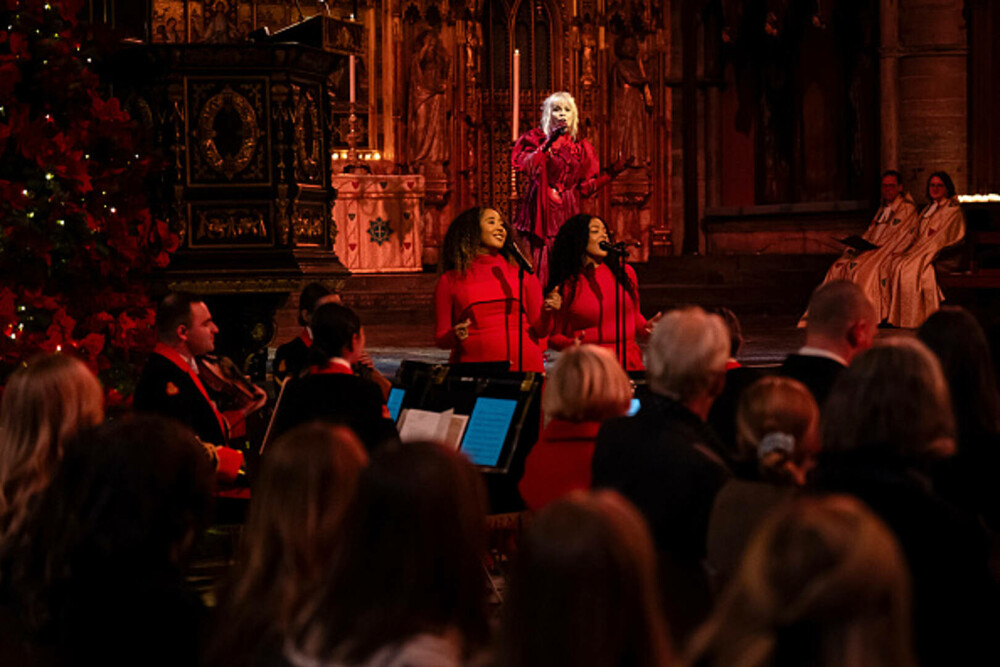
[0,0,176,402]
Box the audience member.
[917,306,1000,531]
[0,354,103,541]
[0,416,213,666]
[500,490,673,667]
[287,441,489,667]
[780,280,875,406]
[880,171,966,328]
[591,306,732,645]
[204,423,368,667]
[269,303,397,452]
[519,345,632,509]
[134,291,265,482]
[813,338,1000,666]
[706,377,820,587]
[706,307,765,464]
[272,282,341,383]
[687,495,916,667]
[803,170,920,325]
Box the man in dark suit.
[591,306,733,644]
[780,280,875,407]
[134,292,266,482]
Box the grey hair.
[646,307,730,402]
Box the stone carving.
[407,29,450,174]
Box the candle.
[349,55,356,104]
[512,49,520,141]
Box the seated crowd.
[2,277,1000,667]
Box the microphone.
[599,240,637,256]
[507,241,535,275]
[542,125,567,153]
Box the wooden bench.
[938,204,1000,290]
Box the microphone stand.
[518,263,525,373]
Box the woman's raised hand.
[544,290,563,312]
[454,318,472,341]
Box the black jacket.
[270,371,398,452]
[778,352,845,407]
[133,352,227,446]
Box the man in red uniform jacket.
[134,292,265,482]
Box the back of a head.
[0,354,103,534]
[296,441,488,663]
[501,490,672,667]
[821,338,954,464]
[207,423,368,666]
[309,303,361,363]
[712,307,744,358]
[917,306,1000,442]
[156,291,202,342]
[298,283,334,325]
[646,307,730,402]
[543,345,632,422]
[805,281,874,341]
[736,377,820,484]
[3,415,213,635]
[686,495,915,667]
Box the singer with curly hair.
[545,214,658,370]
[512,91,633,285]
[434,207,555,372]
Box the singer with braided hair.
[545,214,659,370]
[512,91,633,285]
[434,207,556,372]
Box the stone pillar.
[880,0,900,170]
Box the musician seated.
[272,282,341,384]
[134,291,266,483]
[269,303,398,452]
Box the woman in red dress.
[434,207,553,373]
[518,345,634,510]
[512,91,631,285]
[545,213,659,370]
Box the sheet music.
[398,408,469,450]
[460,397,517,467]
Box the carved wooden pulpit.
[107,18,362,371]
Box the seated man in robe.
[801,170,919,326]
[880,171,966,328]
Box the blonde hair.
[736,376,820,484]
[541,91,580,140]
[686,495,915,667]
[543,345,632,422]
[0,354,103,536]
[646,307,730,402]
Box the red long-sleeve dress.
[548,262,647,370]
[512,128,612,285]
[434,252,548,372]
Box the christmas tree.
[0,0,176,402]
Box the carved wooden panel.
[291,83,325,185]
[186,77,272,186]
[188,201,274,247]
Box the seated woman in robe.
[880,171,965,328]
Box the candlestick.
[349,55,356,104]
[512,49,520,141]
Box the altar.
[331,175,425,273]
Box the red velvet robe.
[511,128,612,284]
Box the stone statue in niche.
[407,29,451,175]
[580,21,597,87]
[612,35,653,166]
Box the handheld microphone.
[507,241,535,275]
[542,125,567,153]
